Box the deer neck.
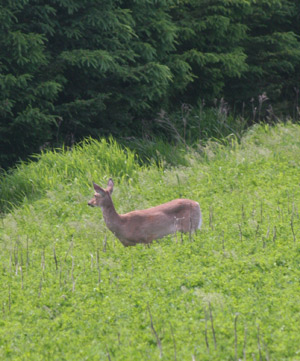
[100,197,123,234]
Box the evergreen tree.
[0,0,180,168]
[170,0,249,104]
[169,0,300,112]
[226,0,300,111]
[0,1,61,168]
[45,0,180,141]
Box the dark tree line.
[1,0,299,169]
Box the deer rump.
[115,199,201,246]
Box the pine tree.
[47,0,180,141]
[169,0,300,113]
[0,1,61,168]
[0,0,179,168]
[169,0,249,104]
[224,0,300,111]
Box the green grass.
[1,123,300,360]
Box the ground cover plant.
[1,122,300,360]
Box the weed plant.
[122,98,259,167]
[1,123,300,360]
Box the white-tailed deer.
[88,179,202,247]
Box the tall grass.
[122,100,250,168]
[154,100,249,144]
[0,137,139,213]
[126,94,290,163]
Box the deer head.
[88,178,114,208]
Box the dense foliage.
[1,0,300,168]
[1,123,300,359]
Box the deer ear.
[107,178,114,194]
[93,182,106,196]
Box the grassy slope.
[1,123,300,360]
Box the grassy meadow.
[1,123,300,360]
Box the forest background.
[1,0,300,169]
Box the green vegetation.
[1,123,300,360]
[1,0,300,168]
